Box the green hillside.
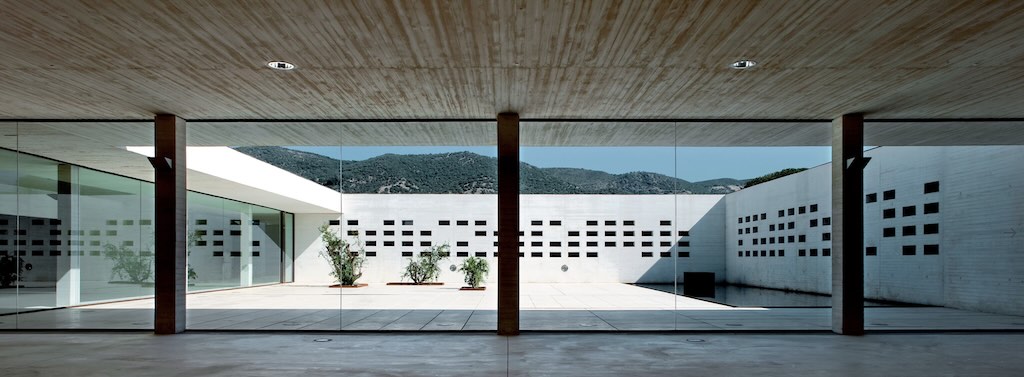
[234,146,747,194]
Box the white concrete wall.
[293,213,341,285]
[293,194,726,285]
[868,145,1024,313]
[725,166,833,294]
[863,147,945,306]
[726,146,1024,316]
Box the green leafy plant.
[318,224,367,286]
[458,256,489,288]
[186,227,203,281]
[0,255,25,288]
[104,243,153,284]
[402,243,449,284]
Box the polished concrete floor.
[3,284,1024,331]
[2,332,1023,376]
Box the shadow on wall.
[635,198,726,284]
[292,214,340,285]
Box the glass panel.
[188,192,235,291]
[251,204,283,285]
[696,143,833,330]
[337,121,497,331]
[519,122,678,330]
[78,168,150,304]
[179,120,495,329]
[2,121,154,329]
[180,121,341,329]
[866,146,944,313]
[0,146,17,326]
[16,152,59,323]
[862,146,1024,330]
[224,199,250,288]
[187,192,288,292]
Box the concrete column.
[281,212,294,283]
[497,112,520,336]
[220,207,232,280]
[154,114,187,334]
[832,113,866,335]
[240,206,253,286]
[55,164,80,307]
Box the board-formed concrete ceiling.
[1,0,1023,121]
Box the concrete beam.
[154,114,187,334]
[832,114,865,335]
[497,113,519,336]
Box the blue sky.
[287,146,831,181]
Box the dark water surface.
[635,283,916,308]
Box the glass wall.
[683,143,832,330]
[6,120,1022,333]
[2,150,66,321]
[184,121,498,331]
[186,192,286,292]
[860,146,1024,330]
[0,120,159,329]
[337,123,498,331]
[251,205,284,285]
[516,122,840,331]
[518,122,683,330]
[77,167,153,304]
[0,121,292,330]
[0,146,16,325]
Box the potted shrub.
[458,256,488,290]
[318,223,367,287]
[392,243,449,285]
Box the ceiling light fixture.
[267,61,296,71]
[730,60,757,70]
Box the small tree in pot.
[402,243,449,284]
[318,223,367,286]
[458,256,489,289]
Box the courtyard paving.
[2,283,1024,331]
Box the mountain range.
[234,146,747,195]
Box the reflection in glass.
[78,168,150,304]
[187,192,288,292]
[0,144,291,329]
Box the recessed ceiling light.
[730,60,757,70]
[267,61,296,71]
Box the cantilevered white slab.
[127,146,339,214]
